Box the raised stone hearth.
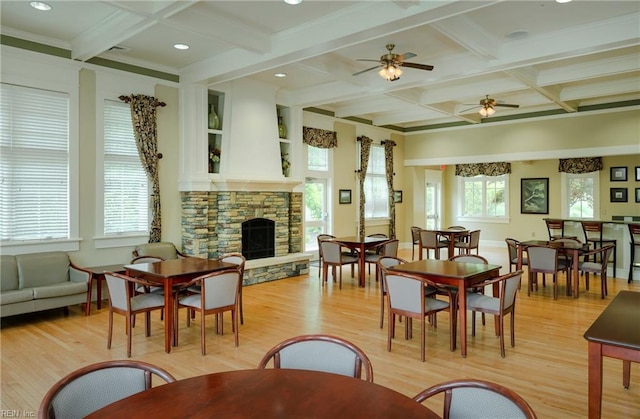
[181,191,309,285]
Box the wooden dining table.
[124,257,237,353]
[517,239,589,298]
[433,227,469,258]
[332,236,389,287]
[389,259,501,357]
[584,290,640,419]
[86,368,440,418]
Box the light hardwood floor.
[1,246,638,417]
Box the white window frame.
[0,49,80,254]
[561,171,600,219]
[94,70,154,248]
[458,174,510,223]
[363,144,389,220]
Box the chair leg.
[200,310,206,356]
[387,313,394,352]
[499,314,506,358]
[107,311,113,349]
[510,311,516,348]
[126,315,132,358]
[380,292,385,329]
[471,311,476,336]
[239,287,244,325]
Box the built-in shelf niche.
[277,105,291,177]
[208,91,224,174]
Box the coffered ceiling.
[2,0,639,131]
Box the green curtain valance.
[303,126,337,148]
[455,162,511,177]
[558,157,603,174]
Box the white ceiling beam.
[562,77,640,101]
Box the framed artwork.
[610,188,628,203]
[393,190,403,203]
[610,166,627,182]
[521,178,549,214]
[636,166,640,181]
[636,188,640,203]
[338,189,352,204]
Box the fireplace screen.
[241,218,275,260]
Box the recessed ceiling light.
[173,43,190,50]
[284,0,302,5]
[274,73,287,78]
[30,1,52,11]
[555,0,572,3]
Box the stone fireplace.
[180,190,309,285]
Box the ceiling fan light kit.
[353,43,433,81]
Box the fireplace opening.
[242,218,275,260]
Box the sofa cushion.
[0,288,34,305]
[134,242,179,260]
[16,252,70,289]
[1,255,19,292]
[33,282,87,299]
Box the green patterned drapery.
[455,162,512,177]
[383,140,396,239]
[357,136,373,239]
[302,126,337,148]
[558,157,603,173]
[123,94,165,243]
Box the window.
[307,146,328,172]
[364,145,389,218]
[103,100,149,235]
[0,83,70,241]
[562,172,598,219]
[459,174,508,221]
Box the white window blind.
[364,145,389,218]
[0,83,70,241]
[103,100,149,235]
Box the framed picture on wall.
[610,188,628,202]
[635,166,640,181]
[636,188,640,203]
[393,190,403,203]
[338,189,352,204]
[521,178,549,214]
[610,166,627,181]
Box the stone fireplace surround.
[181,190,309,286]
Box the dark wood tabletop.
[584,291,640,418]
[86,369,440,419]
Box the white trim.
[1,239,81,255]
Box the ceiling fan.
[463,95,520,117]
[352,43,434,81]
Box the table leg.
[587,341,603,419]
[96,274,103,310]
[448,236,455,259]
[164,279,174,353]
[358,244,366,287]
[623,360,631,389]
[458,278,467,357]
[573,248,580,298]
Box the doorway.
[304,177,329,259]
[424,170,443,230]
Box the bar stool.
[545,219,577,241]
[581,221,617,277]
[628,223,640,283]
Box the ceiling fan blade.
[352,65,381,76]
[495,103,520,108]
[460,105,480,113]
[356,59,382,63]
[397,52,417,61]
[401,62,434,71]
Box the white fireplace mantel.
[211,177,303,193]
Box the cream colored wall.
[333,121,358,236]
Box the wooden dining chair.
[410,226,422,260]
[413,379,537,419]
[257,334,374,382]
[526,245,570,300]
[581,221,617,277]
[579,244,614,299]
[316,234,335,278]
[545,219,577,241]
[418,229,448,260]
[38,360,176,419]
[320,240,359,289]
[466,270,524,357]
[104,272,166,357]
[505,238,527,273]
[454,229,481,255]
[383,270,457,362]
[176,268,242,355]
[365,239,398,282]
